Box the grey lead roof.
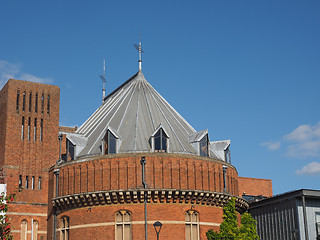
[72,70,228,160]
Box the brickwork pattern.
[238,176,273,197]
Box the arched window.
[103,130,117,154]
[115,210,132,240]
[60,216,69,240]
[21,220,27,240]
[185,210,199,240]
[154,128,168,153]
[32,220,39,240]
[199,134,209,157]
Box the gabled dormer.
[189,130,209,157]
[150,125,169,153]
[102,126,122,155]
[210,140,231,163]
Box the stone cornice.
[52,189,248,214]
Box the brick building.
[0,60,272,239]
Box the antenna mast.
[100,59,106,103]
[134,32,144,71]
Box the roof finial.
[100,58,106,103]
[134,31,144,71]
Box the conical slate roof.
[70,70,227,160]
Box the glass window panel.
[124,224,131,240]
[116,213,122,222]
[124,212,130,222]
[21,220,27,240]
[116,225,123,240]
[200,135,208,157]
[185,224,191,240]
[192,224,198,239]
[185,213,191,222]
[108,131,117,154]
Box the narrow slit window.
[66,139,75,161]
[16,90,20,112]
[21,117,25,140]
[38,176,41,190]
[35,93,38,113]
[19,175,22,188]
[34,118,37,141]
[185,211,199,240]
[32,176,35,189]
[60,216,69,240]
[22,91,26,111]
[29,92,32,112]
[115,211,132,240]
[41,93,44,113]
[104,130,117,154]
[40,119,43,142]
[28,117,31,141]
[26,176,29,189]
[47,94,50,114]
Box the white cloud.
[261,141,280,151]
[0,60,53,88]
[284,122,320,158]
[296,161,320,176]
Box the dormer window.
[154,128,168,153]
[199,134,209,157]
[104,130,117,154]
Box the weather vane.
[99,58,106,103]
[133,32,144,71]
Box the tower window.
[19,175,22,188]
[21,220,27,240]
[16,90,20,112]
[115,210,132,240]
[35,93,38,113]
[28,117,31,141]
[40,119,43,142]
[185,210,199,240]
[154,128,168,153]
[38,176,41,190]
[47,94,50,114]
[21,117,25,140]
[66,139,75,161]
[32,220,39,240]
[104,130,117,154]
[34,118,37,141]
[26,176,29,189]
[199,135,209,157]
[41,93,44,113]
[32,176,35,189]
[29,92,32,112]
[22,91,26,111]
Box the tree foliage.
[206,198,259,240]
[0,192,15,240]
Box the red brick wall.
[0,79,60,239]
[238,176,273,197]
[54,153,239,197]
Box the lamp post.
[153,221,162,240]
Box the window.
[154,128,168,153]
[21,117,25,140]
[34,118,37,141]
[40,119,43,141]
[21,220,27,240]
[41,93,44,113]
[38,176,41,189]
[60,216,69,240]
[32,220,39,240]
[185,210,199,240]
[26,117,30,140]
[316,212,320,239]
[116,210,132,240]
[35,93,38,113]
[29,92,32,112]
[66,139,75,161]
[199,135,209,157]
[19,175,22,188]
[47,94,50,114]
[32,176,35,189]
[26,176,29,189]
[16,90,20,112]
[104,130,117,154]
[22,91,26,111]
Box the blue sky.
[1,0,319,195]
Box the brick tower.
[0,79,60,239]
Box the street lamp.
[153,221,162,240]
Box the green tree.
[206,198,259,240]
